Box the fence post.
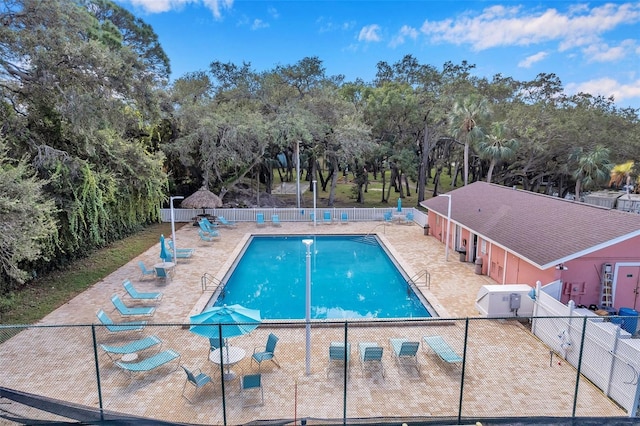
[90,325,104,422]
[571,316,588,418]
[219,323,227,425]
[343,321,348,425]
[457,318,469,423]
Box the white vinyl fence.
[532,285,640,416]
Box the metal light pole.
[438,194,452,262]
[312,180,317,227]
[170,196,184,265]
[302,238,313,376]
[296,140,301,209]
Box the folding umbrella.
[159,234,171,263]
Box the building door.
[615,265,640,309]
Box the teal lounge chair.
[138,261,156,280]
[100,335,162,362]
[115,349,180,377]
[217,216,236,227]
[358,342,385,377]
[327,341,350,377]
[168,240,194,259]
[423,335,463,365]
[256,213,265,227]
[198,229,218,242]
[389,338,420,375]
[198,218,219,236]
[122,280,162,303]
[96,309,146,333]
[181,365,213,403]
[111,294,155,317]
[271,214,281,227]
[251,333,280,371]
[340,212,349,224]
[323,211,332,224]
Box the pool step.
[350,236,378,245]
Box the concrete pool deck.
[0,220,628,424]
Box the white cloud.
[566,77,640,104]
[358,24,382,42]
[420,2,640,51]
[389,25,418,48]
[268,7,279,19]
[121,0,233,18]
[251,19,269,30]
[582,40,636,62]
[518,51,548,68]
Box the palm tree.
[448,94,491,185]
[570,145,613,200]
[477,122,518,183]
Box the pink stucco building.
[420,182,640,312]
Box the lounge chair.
[217,216,236,227]
[115,349,180,377]
[100,335,162,362]
[251,333,280,371]
[168,240,194,259]
[96,309,146,333]
[181,365,213,403]
[122,280,162,303]
[198,229,218,242]
[323,211,332,224]
[198,218,219,236]
[423,335,463,365]
[327,341,350,377]
[256,213,265,227]
[240,373,264,406]
[389,338,420,375]
[111,294,155,317]
[340,212,349,224]
[358,342,384,377]
[138,261,156,280]
[271,214,281,227]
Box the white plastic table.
[209,346,246,380]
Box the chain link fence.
[0,316,634,425]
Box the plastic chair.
[251,333,280,371]
[240,373,264,406]
[138,261,156,280]
[327,342,350,377]
[271,214,281,227]
[389,338,420,375]
[358,342,385,377]
[181,365,213,403]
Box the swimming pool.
[210,235,433,319]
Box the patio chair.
[240,373,264,406]
[181,365,213,403]
[111,294,155,317]
[271,214,281,227]
[96,309,146,333]
[217,216,236,227]
[138,261,156,280]
[198,218,219,236]
[340,212,349,224]
[423,335,463,365]
[251,333,280,371]
[327,341,350,378]
[209,337,225,356]
[155,265,173,282]
[358,342,385,378]
[115,349,180,377]
[198,229,218,243]
[100,335,162,362]
[323,211,332,224]
[256,213,265,227]
[122,280,162,303]
[401,211,415,225]
[383,211,393,223]
[389,338,420,375]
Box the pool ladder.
[201,273,222,292]
[408,270,430,290]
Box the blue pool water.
[211,235,432,319]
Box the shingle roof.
[420,181,640,269]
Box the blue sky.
[116,0,640,109]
